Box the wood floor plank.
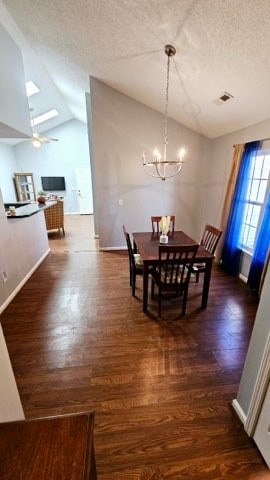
[1,215,267,478]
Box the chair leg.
[151,279,155,299]
[129,266,132,286]
[181,287,188,316]
[195,271,199,283]
[132,272,136,296]
[158,288,162,317]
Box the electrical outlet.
[119,199,123,206]
[2,271,8,283]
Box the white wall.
[89,77,210,248]
[0,143,18,201]
[236,262,270,416]
[0,22,32,139]
[13,119,92,213]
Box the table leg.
[201,258,213,308]
[143,263,149,313]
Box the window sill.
[241,248,253,257]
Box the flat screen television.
[41,176,66,191]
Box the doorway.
[75,166,93,215]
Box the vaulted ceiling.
[2,0,270,139]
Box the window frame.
[240,148,270,254]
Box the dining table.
[132,230,215,313]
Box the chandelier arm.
[165,160,184,165]
[158,164,183,180]
[156,163,183,178]
[155,162,164,180]
[143,165,163,179]
[144,162,183,180]
[162,165,183,179]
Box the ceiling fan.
[31,132,59,148]
[29,108,59,148]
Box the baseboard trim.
[245,332,270,436]
[0,249,50,315]
[231,399,247,426]
[239,273,248,283]
[65,212,94,216]
[99,246,126,251]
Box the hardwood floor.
[1,215,268,479]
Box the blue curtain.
[221,141,261,275]
[248,192,270,290]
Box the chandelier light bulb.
[179,147,186,160]
[32,138,42,148]
[153,148,161,161]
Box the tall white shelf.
[14,173,36,202]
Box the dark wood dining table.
[132,230,215,313]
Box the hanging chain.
[164,53,170,146]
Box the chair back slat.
[192,223,223,283]
[200,224,222,254]
[159,244,198,286]
[151,243,199,316]
[123,225,144,296]
[123,225,135,268]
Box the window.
[240,150,270,253]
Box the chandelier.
[142,44,186,181]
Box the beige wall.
[89,77,211,248]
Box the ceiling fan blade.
[30,131,59,145]
[41,137,59,142]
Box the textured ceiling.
[2,0,270,138]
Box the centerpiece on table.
[159,216,171,244]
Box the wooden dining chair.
[123,225,144,296]
[192,224,222,283]
[151,244,198,316]
[151,215,175,234]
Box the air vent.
[214,91,234,106]
[220,92,234,102]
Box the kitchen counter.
[0,195,51,318]
[6,201,57,218]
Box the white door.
[253,382,270,467]
[75,167,93,215]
